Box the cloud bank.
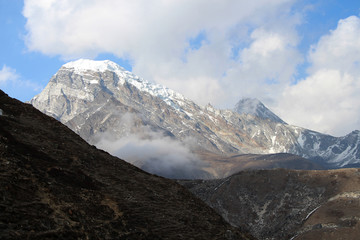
[95,113,207,179]
[22,0,360,136]
[275,16,360,136]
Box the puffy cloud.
[278,70,360,135]
[275,16,360,136]
[23,0,299,105]
[221,27,302,107]
[0,65,18,84]
[308,16,360,75]
[23,0,359,136]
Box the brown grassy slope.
[0,90,254,240]
[197,151,323,178]
[293,169,360,240]
[181,168,360,240]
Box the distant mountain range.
[30,59,360,178]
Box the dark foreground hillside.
[181,168,360,240]
[0,90,253,240]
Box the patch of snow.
[214,178,230,191]
[305,206,321,220]
[297,132,306,148]
[0,109,3,116]
[177,100,185,106]
[289,234,299,240]
[328,191,360,202]
[208,115,216,123]
[184,111,193,118]
[89,80,99,84]
[251,130,261,139]
[82,77,99,84]
[331,146,355,166]
[271,135,276,146]
[63,59,126,74]
[313,142,320,151]
[205,104,215,112]
[268,147,275,154]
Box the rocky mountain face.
[30,59,360,178]
[180,168,360,240]
[0,90,253,240]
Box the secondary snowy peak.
[62,59,186,110]
[234,98,285,124]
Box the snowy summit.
[62,59,126,75]
[62,59,186,110]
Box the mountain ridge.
[30,59,360,178]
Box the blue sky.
[0,0,132,101]
[1,0,360,136]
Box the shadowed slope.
[0,90,253,240]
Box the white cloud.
[95,113,207,179]
[0,65,43,101]
[23,0,360,136]
[275,16,360,136]
[308,16,360,75]
[0,65,18,84]
[221,27,302,107]
[23,0,299,104]
[278,70,360,135]
[0,64,42,90]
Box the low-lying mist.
[95,113,208,179]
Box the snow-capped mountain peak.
[61,59,186,110]
[30,59,360,171]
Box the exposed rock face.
[0,90,253,240]
[30,59,360,177]
[181,168,360,240]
